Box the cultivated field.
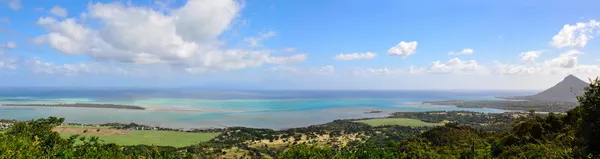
[56,128,220,147]
[357,118,440,127]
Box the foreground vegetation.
[356,118,440,127]
[1,78,599,158]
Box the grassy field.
[57,125,113,129]
[59,129,220,147]
[357,118,441,127]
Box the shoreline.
[0,99,518,130]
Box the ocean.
[0,89,536,129]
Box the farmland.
[56,127,220,147]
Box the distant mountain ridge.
[502,75,589,102]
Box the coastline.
[0,95,516,129]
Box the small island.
[2,103,146,110]
[364,110,383,114]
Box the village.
[0,122,13,130]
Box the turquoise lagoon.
[0,90,534,129]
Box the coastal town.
[0,122,12,130]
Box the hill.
[503,75,589,102]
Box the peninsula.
[423,100,577,112]
[424,75,585,113]
[2,103,146,110]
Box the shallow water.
[0,89,533,129]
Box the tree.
[577,77,600,157]
[277,144,335,159]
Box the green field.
[60,130,220,147]
[57,125,113,129]
[357,118,440,127]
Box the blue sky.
[0,0,599,90]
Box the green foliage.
[277,144,335,159]
[357,118,439,127]
[0,117,186,158]
[578,77,600,157]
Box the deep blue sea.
[0,88,536,129]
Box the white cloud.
[408,65,425,74]
[265,54,307,65]
[35,17,90,54]
[27,58,92,76]
[543,50,581,69]
[5,41,16,49]
[320,65,335,74]
[427,58,486,74]
[283,47,296,52]
[6,0,21,10]
[244,31,276,47]
[0,42,17,54]
[493,50,600,76]
[448,48,474,55]
[551,20,600,48]
[270,65,335,76]
[49,6,68,18]
[519,50,544,63]
[388,41,417,58]
[24,58,148,76]
[0,57,17,70]
[352,67,391,76]
[33,1,305,73]
[333,52,376,60]
[493,63,539,76]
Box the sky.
[0,0,599,90]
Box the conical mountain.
[526,75,589,102]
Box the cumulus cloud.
[6,0,21,10]
[49,5,68,17]
[333,52,376,60]
[33,1,305,73]
[551,20,600,48]
[427,58,486,74]
[388,41,417,58]
[448,48,474,55]
[574,65,600,75]
[494,50,600,76]
[270,65,335,76]
[519,50,544,63]
[282,47,296,52]
[543,50,581,69]
[244,31,276,47]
